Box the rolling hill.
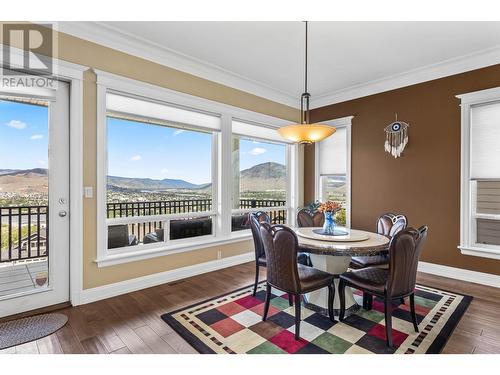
[240,162,285,191]
[0,162,286,195]
[0,168,48,194]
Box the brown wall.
[305,64,500,276]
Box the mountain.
[0,162,286,195]
[0,168,48,194]
[240,162,285,191]
[107,175,207,191]
[0,169,20,176]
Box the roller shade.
[471,101,500,179]
[232,120,292,143]
[106,92,221,131]
[318,126,347,175]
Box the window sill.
[458,245,500,260]
[95,232,253,268]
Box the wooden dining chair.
[297,208,325,228]
[350,213,407,269]
[339,226,428,348]
[260,223,336,340]
[249,211,271,297]
[349,213,407,309]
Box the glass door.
[0,81,69,317]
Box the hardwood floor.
[1,262,499,354]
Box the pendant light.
[278,21,336,144]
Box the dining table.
[293,226,390,316]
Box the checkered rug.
[161,282,471,354]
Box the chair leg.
[288,294,294,307]
[384,297,393,348]
[294,294,301,340]
[367,294,373,310]
[339,279,346,321]
[253,264,259,296]
[262,284,271,321]
[409,293,419,333]
[363,293,373,310]
[328,283,335,322]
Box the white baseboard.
[418,261,500,289]
[78,252,254,305]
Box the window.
[231,120,290,232]
[103,92,219,251]
[458,88,500,260]
[95,71,298,266]
[315,117,352,228]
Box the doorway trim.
[1,44,88,307]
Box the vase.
[322,211,336,235]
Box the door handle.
[58,210,68,217]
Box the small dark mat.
[0,313,68,349]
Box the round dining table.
[294,226,390,316]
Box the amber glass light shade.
[278,123,336,144]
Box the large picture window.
[458,89,500,260]
[230,120,291,232]
[95,73,297,266]
[104,92,219,251]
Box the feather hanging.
[384,116,409,158]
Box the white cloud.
[249,147,267,156]
[30,134,43,140]
[130,155,142,161]
[160,168,169,174]
[173,129,185,136]
[37,160,47,167]
[6,120,26,129]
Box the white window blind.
[232,120,291,143]
[106,92,221,131]
[318,127,347,175]
[470,101,500,179]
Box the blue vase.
[322,211,336,235]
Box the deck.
[0,259,48,297]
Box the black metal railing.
[0,206,48,263]
[106,199,287,246]
[0,199,288,259]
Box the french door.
[0,81,70,317]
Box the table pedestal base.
[304,254,360,316]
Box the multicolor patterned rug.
[161,282,471,354]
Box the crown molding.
[310,44,500,109]
[56,22,500,111]
[56,22,299,108]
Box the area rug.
[161,282,472,354]
[0,313,68,349]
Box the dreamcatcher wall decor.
[384,113,409,158]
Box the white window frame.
[457,87,500,260]
[230,129,293,231]
[314,116,353,228]
[95,70,297,267]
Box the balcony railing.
[0,206,48,264]
[106,198,286,247]
[0,199,287,261]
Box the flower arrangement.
[317,201,342,213]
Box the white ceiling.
[59,21,500,108]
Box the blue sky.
[0,99,285,185]
[238,138,285,171]
[0,100,48,170]
[108,118,285,184]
